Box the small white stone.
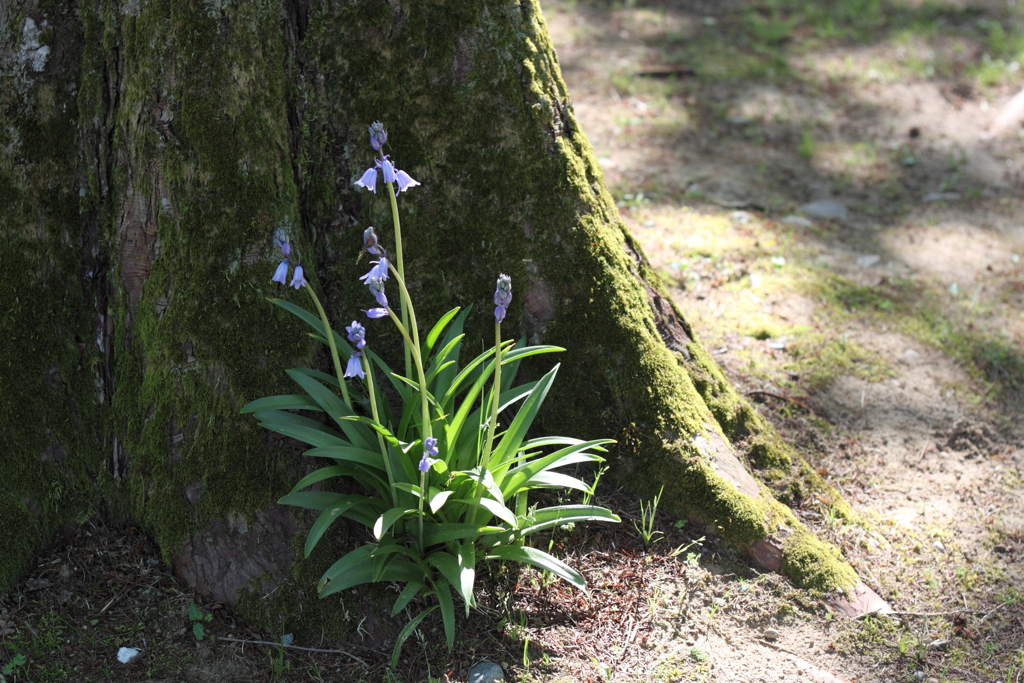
[117,647,140,664]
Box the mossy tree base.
[0,0,881,641]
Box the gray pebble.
[781,215,813,227]
[922,192,960,202]
[468,661,505,683]
[799,200,848,219]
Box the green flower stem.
[303,282,351,409]
[384,261,432,556]
[386,180,412,381]
[360,352,397,508]
[382,306,427,552]
[417,468,426,555]
[515,488,527,547]
[481,320,502,469]
[387,264,430,442]
[470,321,504,528]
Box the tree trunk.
[0,0,877,642]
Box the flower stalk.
[359,351,397,507]
[387,181,413,380]
[386,264,430,439]
[303,283,351,409]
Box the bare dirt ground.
[3,2,1024,682]
[536,1,1024,681]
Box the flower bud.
[363,226,379,255]
[346,321,367,350]
[368,122,388,152]
[494,274,512,322]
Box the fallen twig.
[979,599,1015,624]
[218,636,368,666]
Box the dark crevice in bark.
[282,0,309,246]
[621,233,695,359]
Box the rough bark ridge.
[0,0,870,641]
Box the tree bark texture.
[1,0,866,641]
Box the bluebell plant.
[244,123,619,668]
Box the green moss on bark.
[109,0,308,584]
[3,0,862,608]
[0,1,106,590]
[783,532,858,592]
[288,0,860,592]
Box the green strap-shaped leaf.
[304,495,375,557]
[390,605,438,670]
[426,552,461,602]
[424,333,463,383]
[291,465,370,492]
[391,581,424,617]
[280,491,381,528]
[519,435,587,450]
[432,576,456,652]
[318,546,424,596]
[339,416,417,484]
[431,307,469,398]
[497,341,563,394]
[256,410,350,448]
[317,544,373,591]
[428,488,453,514]
[289,461,390,501]
[449,496,518,528]
[392,482,422,498]
[453,467,505,506]
[456,543,477,615]
[424,359,457,389]
[439,345,499,410]
[515,505,620,538]
[240,394,322,413]
[424,307,461,355]
[487,365,559,477]
[524,471,594,492]
[279,490,345,511]
[371,549,396,583]
[289,367,342,389]
[303,445,386,471]
[421,522,505,547]
[450,381,539,472]
[389,374,444,420]
[373,507,417,540]
[427,546,476,617]
[499,344,565,363]
[286,369,373,450]
[499,439,612,498]
[485,545,586,588]
[498,446,603,472]
[319,556,424,598]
